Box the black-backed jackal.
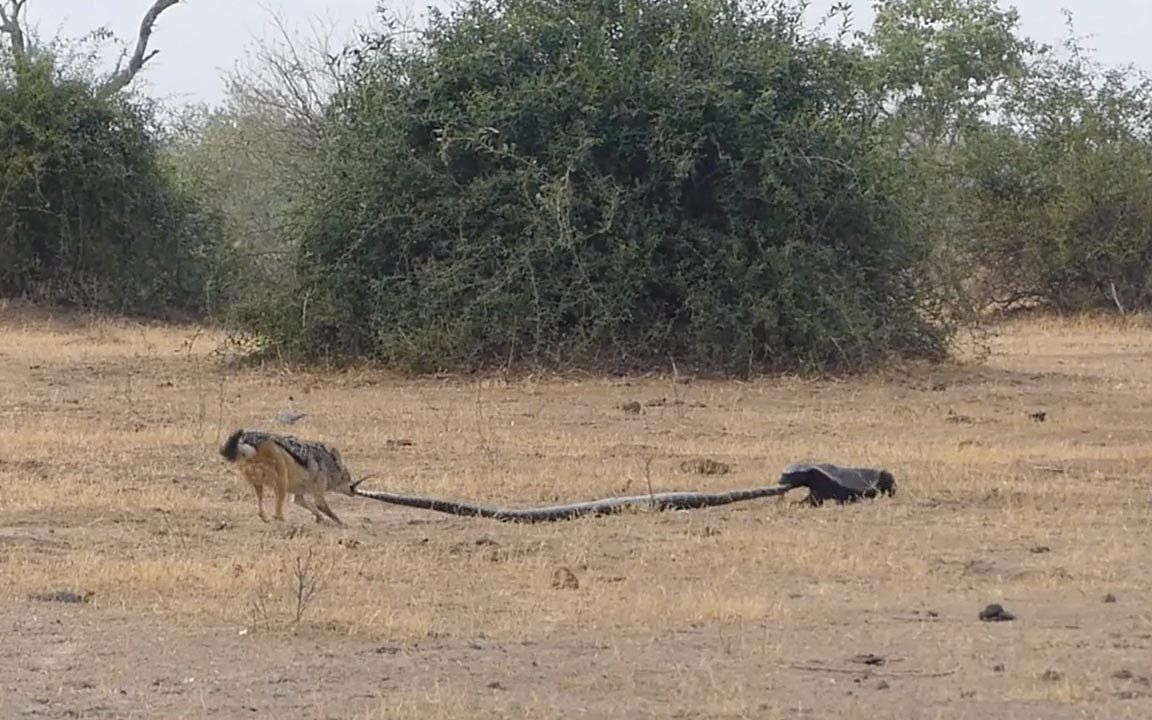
[219,429,356,525]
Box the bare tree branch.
[1108,280,1127,315]
[110,47,128,78]
[224,6,351,145]
[0,0,29,62]
[97,0,180,98]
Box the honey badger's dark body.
[777,464,897,506]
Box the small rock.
[551,566,579,590]
[1040,669,1063,682]
[992,664,1005,672]
[1029,545,1051,554]
[487,681,505,690]
[851,653,886,666]
[1029,411,1047,422]
[1103,593,1117,603]
[875,681,890,690]
[1113,669,1134,680]
[620,401,642,415]
[275,410,307,425]
[978,603,1015,622]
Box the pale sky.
[19,0,1152,106]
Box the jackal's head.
[321,445,357,497]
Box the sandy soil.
[0,303,1150,719]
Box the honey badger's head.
[876,470,897,496]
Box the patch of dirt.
[0,311,1150,718]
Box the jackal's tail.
[220,429,246,462]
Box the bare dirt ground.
[1,302,1150,719]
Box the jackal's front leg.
[270,454,291,522]
[312,492,345,526]
[293,493,325,523]
[253,484,269,522]
[272,483,288,521]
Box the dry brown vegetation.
[1,301,1150,719]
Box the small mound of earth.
[680,458,731,476]
[30,590,94,604]
[978,603,1015,622]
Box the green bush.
[0,53,226,315]
[959,35,1152,312]
[238,0,959,373]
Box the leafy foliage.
[959,28,1152,311]
[867,0,1034,150]
[8,0,1149,366]
[245,0,954,373]
[862,1,1152,314]
[0,51,226,314]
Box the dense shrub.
[243,0,956,374]
[959,37,1152,312]
[0,53,226,315]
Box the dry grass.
[1,302,1150,718]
